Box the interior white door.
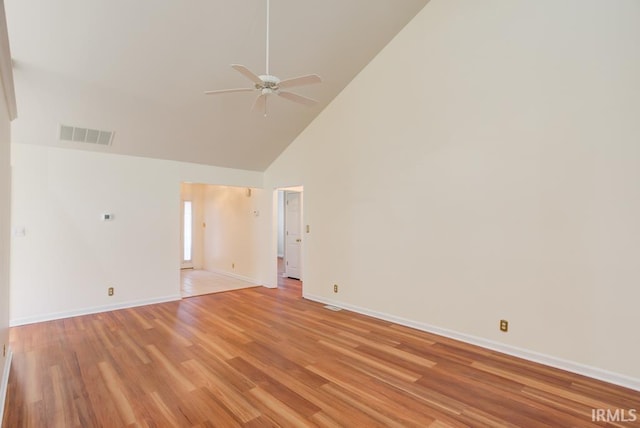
[285,191,302,279]
[181,200,194,269]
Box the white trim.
[304,293,640,392]
[0,348,12,424]
[9,294,182,327]
[205,267,262,286]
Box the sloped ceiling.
[5,0,429,171]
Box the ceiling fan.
[204,0,322,115]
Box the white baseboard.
[1,348,12,425]
[304,293,640,392]
[9,294,182,327]
[204,268,261,286]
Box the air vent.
[59,124,114,146]
[60,125,74,140]
[72,127,87,142]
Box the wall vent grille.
[59,125,114,146]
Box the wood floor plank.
[3,267,640,427]
[228,356,323,419]
[145,344,197,393]
[24,352,43,404]
[116,329,152,365]
[97,361,137,426]
[181,359,261,423]
[147,390,186,427]
[320,383,412,427]
[248,386,316,428]
[339,330,437,369]
[317,339,422,383]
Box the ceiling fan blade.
[278,91,318,106]
[204,88,254,95]
[252,93,267,112]
[278,74,322,89]
[231,64,263,86]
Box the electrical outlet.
[500,319,509,332]
[232,263,235,269]
[108,287,114,296]
[333,284,339,293]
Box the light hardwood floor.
[3,271,639,426]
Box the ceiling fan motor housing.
[257,75,280,91]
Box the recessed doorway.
[284,190,302,279]
[180,182,260,297]
[276,186,304,290]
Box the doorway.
[180,183,260,297]
[276,186,304,284]
[285,191,302,279]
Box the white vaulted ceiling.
[5,0,428,171]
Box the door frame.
[275,185,304,286]
[284,190,302,279]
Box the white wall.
[203,185,262,283]
[0,55,12,412]
[264,0,640,386]
[10,144,262,325]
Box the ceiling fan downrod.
[265,0,270,76]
